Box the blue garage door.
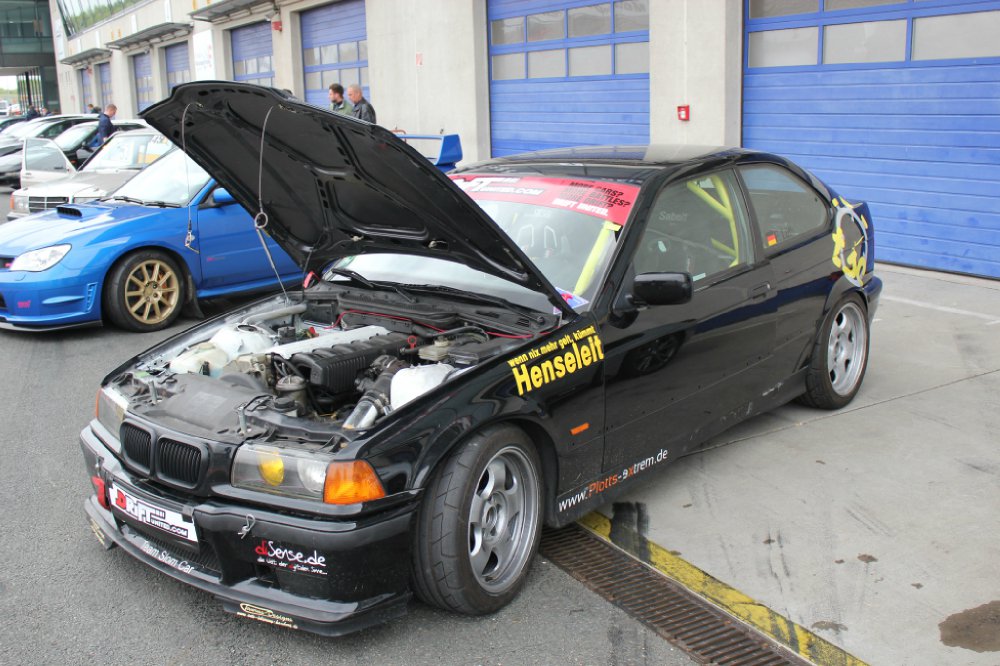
[97,62,112,107]
[133,52,153,112]
[231,22,274,87]
[80,68,93,111]
[744,0,1000,279]
[301,0,368,107]
[165,42,191,90]
[487,0,650,157]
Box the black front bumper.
[80,425,416,636]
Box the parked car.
[0,115,94,185]
[77,83,883,637]
[28,119,149,173]
[9,129,172,220]
[0,147,299,331]
[0,116,27,134]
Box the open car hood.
[141,82,573,316]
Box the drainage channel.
[540,523,812,666]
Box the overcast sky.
[0,76,17,90]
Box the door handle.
[750,282,771,300]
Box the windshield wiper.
[327,267,415,303]
[143,200,180,208]
[107,195,144,205]
[400,283,540,319]
[327,267,376,288]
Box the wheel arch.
[99,244,197,312]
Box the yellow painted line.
[578,512,869,666]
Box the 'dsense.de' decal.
[507,325,604,396]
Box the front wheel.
[104,250,185,332]
[412,425,543,615]
[800,294,869,409]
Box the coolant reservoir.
[391,364,454,409]
[210,324,273,358]
[168,342,231,377]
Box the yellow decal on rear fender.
[831,199,869,288]
[508,325,604,396]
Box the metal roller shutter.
[487,0,650,157]
[300,0,368,108]
[743,0,1000,278]
[80,68,93,111]
[231,22,274,87]
[165,43,190,90]
[97,62,112,107]
[133,52,153,112]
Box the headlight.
[10,193,28,214]
[232,443,386,504]
[9,244,71,272]
[95,386,128,440]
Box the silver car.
[8,129,174,220]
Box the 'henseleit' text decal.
[508,325,604,396]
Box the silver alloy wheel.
[828,301,867,396]
[467,445,540,593]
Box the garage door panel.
[747,140,1000,167]
[832,184,1000,216]
[770,154,1000,183]
[744,126,1000,151]
[878,230,1000,264]
[744,98,1000,117]
[880,218,1000,246]
[488,0,649,157]
[744,80,1000,102]
[875,203,1000,232]
[880,246,999,278]
[744,63,1000,88]
[301,0,367,109]
[744,112,1000,133]
[815,170,1000,199]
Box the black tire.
[103,250,185,332]
[799,294,869,409]
[412,425,543,615]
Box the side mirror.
[633,272,692,306]
[212,188,236,205]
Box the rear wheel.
[104,250,185,332]
[412,425,542,615]
[800,294,869,409]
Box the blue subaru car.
[0,148,300,331]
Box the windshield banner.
[450,175,640,226]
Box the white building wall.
[649,0,743,147]
[365,0,491,162]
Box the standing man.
[96,104,118,143]
[24,105,39,120]
[328,83,353,116]
[347,84,375,124]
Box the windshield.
[5,120,43,139]
[450,174,642,310]
[54,123,97,150]
[330,254,551,313]
[84,132,172,171]
[111,148,210,206]
[328,175,642,314]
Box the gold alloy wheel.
[123,259,180,325]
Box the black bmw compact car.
[81,82,881,636]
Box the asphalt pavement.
[0,189,694,666]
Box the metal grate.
[156,437,202,485]
[540,524,810,666]
[122,524,221,575]
[120,423,152,469]
[27,196,68,213]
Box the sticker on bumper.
[110,482,198,543]
[235,603,298,630]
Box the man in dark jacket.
[24,106,39,120]
[96,104,117,143]
[347,84,376,124]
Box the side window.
[740,164,829,250]
[635,170,752,283]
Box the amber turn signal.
[323,461,386,504]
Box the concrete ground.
[605,264,1000,666]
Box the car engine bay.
[102,284,556,446]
